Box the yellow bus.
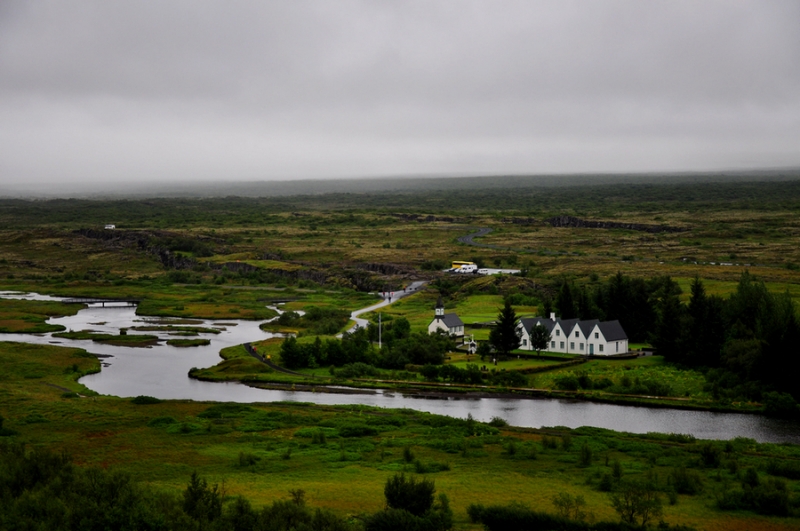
[450,261,477,273]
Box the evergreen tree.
[651,277,684,361]
[279,336,306,369]
[489,301,521,357]
[555,282,577,319]
[529,324,551,357]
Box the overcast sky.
[1,1,799,188]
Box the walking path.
[341,280,427,336]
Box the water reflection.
[1,292,799,444]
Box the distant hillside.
[3,167,800,199]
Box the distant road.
[456,227,543,254]
[456,227,497,248]
[341,280,428,336]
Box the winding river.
[2,291,800,444]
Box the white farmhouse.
[427,296,465,338]
[517,313,628,356]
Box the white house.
[104,224,116,230]
[427,296,465,338]
[517,313,628,356]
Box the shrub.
[552,492,589,521]
[504,441,517,456]
[598,472,615,492]
[541,435,559,450]
[488,416,509,427]
[338,423,378,438]
[699,443,722,468]
[766,459,800,480]
[238,452,260,467]
[414,460,451,473]
[668,467,703,495]
[147,416,177,427]
[403,446,415,463]
[384,473,435,516]
[333,362,380,379]
[763,392,798,418]
[555,375,580,391]
[610,480,663,527]
[131,395,162,405]
[579,443,593,467]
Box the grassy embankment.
[2,340,800,530]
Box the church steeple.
[435,296,444,317]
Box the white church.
[427,296,465,338]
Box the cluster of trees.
[0,443,354,531]
[279,326,453,371]
[549,273,679,343]
[276,306,351,336]
[648,273,800,404]
[552,272,800,406]
[0,441,455,531]
[420,364,528,387]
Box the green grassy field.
[3,181,800,528]
[2,340,800,530]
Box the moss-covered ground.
[2,340,800,530]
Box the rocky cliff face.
[546,215,688,233]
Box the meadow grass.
[2,340,799,530]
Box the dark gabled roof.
[557,318,580,336]
[519,317,555,334]
[598,320,627,341]
[441,313,464,328]
[578,319,600,337]
[521,316,627,342]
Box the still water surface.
[2,292,799,444]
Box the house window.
[551,341,555,348]
[560,341,564,348]
[522,339,527,346]
[616,342,619,352]
[599,344,604,352]
[575,331,579,337]
[556,330,560,336]
[570,342,575,350]
[594,332,599,339]
[580,343,584,350]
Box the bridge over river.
[61,297,140,306]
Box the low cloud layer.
[1,1,798,187]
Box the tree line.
[279,323,453,371]
[554,272,800,409]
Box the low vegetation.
[2,177,800,528]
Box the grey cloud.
[0,0,798,187]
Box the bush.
[147,416,177,427]
[579,444,593,467]
[338,423,378,438]
[610,480,663,527]
[384,473,435,517]
[488,416,509,428]
[699,443,722,468]
[555,375,580,391]
[668,467,703,495]
[238,452,260,467]
[332,362,380,379]
[766,459,800,480]
[414,460,451,473]
[763,391,798,418]
[131,395,162,405]
[541,435,559,450]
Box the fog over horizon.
[1,1,799,192]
